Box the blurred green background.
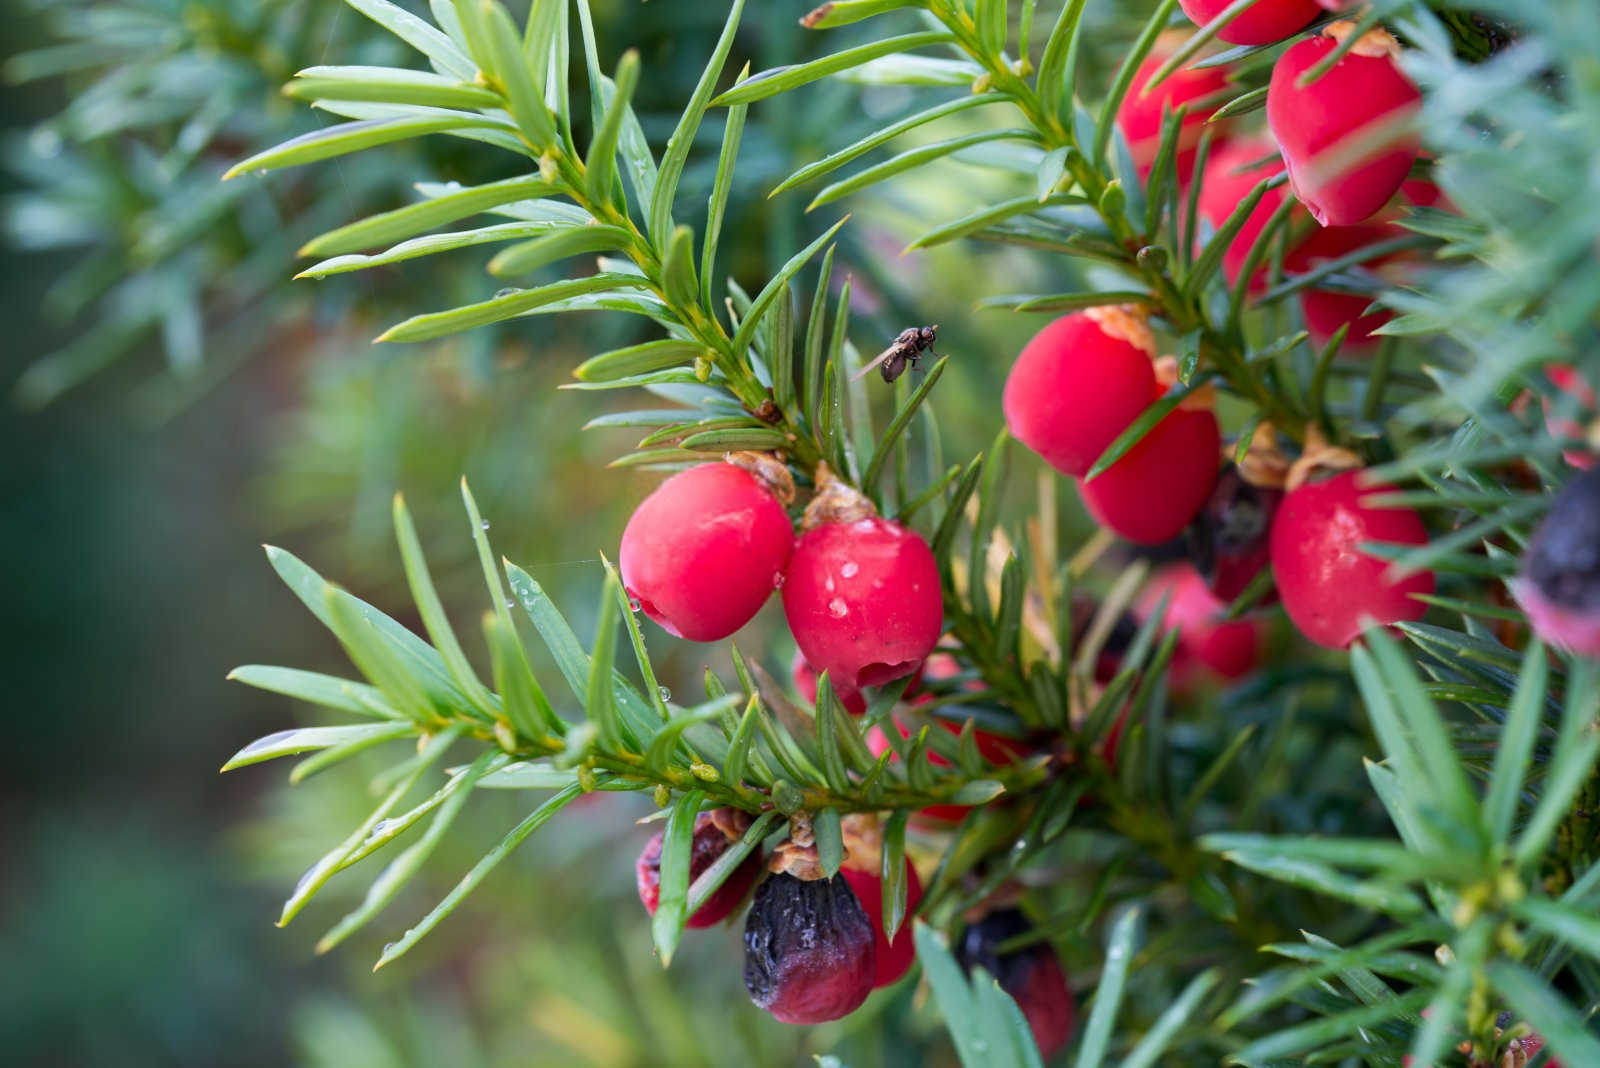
[0,1,1155,1064]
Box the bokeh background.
[0,1,1175,1065]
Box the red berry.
[1004,309,1159,478]
[1195,139,1293,292]
[620,462,793,642]
[1286,221,1403,351]
[956,909,1077,1059]
[791,651,867,716]
[1139,563,1267,685]
[636,810,763,929]
[1178,0,1320,44]
[1543,364,1597,470]
[1079,403,1222,546]
[1267,26,1422,226]
[1513,465,1600,658]
[1117,43,1232,181]
[866,713,1027,825]
[743,872,875,1024]
[783,517,942,690]
[839,858,924,988]
[1187,463,1283,602]
[1270,469,1434,648]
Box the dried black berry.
[956,908,1076,1059]
[1515,465,1600,657]
[743,872,875,1024]
[1186,464,1282,602]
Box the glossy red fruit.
[1178,0,1320,44]
[1287,220,1402,351]
[620,462,793,642]
[1004,309,1158,478]
[1117,43,1231,180]
[743,872,875,1024]
[791,651,866,716]
[636,810,763,929]
[1187,464,1283,602]
[1270,469,1434,648]
[839,858,923,988]
[866,713,1027,825]
[1543,364,1597,470]
[1512,465,1600,658]
[783,517,941,690]
[1139,564,1267,686]
[956,909,1076,1059]
[1267,26,1422,226]
[1195,139,1293,292]
[1079,404,1222,546]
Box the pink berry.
[636,810,763,929]
[1079,405,1222,546]
[1117,43,1232,181]
[1270,470,1434,648]
[783,517,942,690]
[743,872,875,1024]
[1195,139,1292,292]
[1004,309,1159,478]
[1178,0,1320,45]
[839,858,923,988]
[619,462,793,642]
[1139,564,1267,686]
[1267,26,1422,227]
[1513,465,1600,658]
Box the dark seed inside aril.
[1527,465,1600,612]
[743,872,875,1025]
[1186,464,1282,601]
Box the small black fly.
[852,325,938,383]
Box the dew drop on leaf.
[628,596,642,612]
[658,686,672,702]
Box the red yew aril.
[866,712,1027,825]
[636,810,763,929]
[1270,469,1434,648]
[619,461,793,642]
[1079,392,1222,547]
[1117,41,1232,181]
[791,651,866,716]
[1004,308,1159,478]
[1267,24,1422,226]
[1139,564,1267,686]
[1178,0,1320,45]
[838,862,922,987]
[1543,364,1597,470]
[955,909,1077,1059]
[1286,220,1403,351]
[1187,462,1283,602]
[1195,139,1292,292]
[783,515,942,690]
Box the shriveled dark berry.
[743,872,875,1024]
[1515,465,1600,657]
[956,909,1076,1059]
[1187,464,1282,602]
[636,810,761,929]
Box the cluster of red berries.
[1119,11,1431,353]
[634,810,1074,1051]
[619,456,942,701]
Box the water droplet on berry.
[825,577,836,592]
[840,561,859,578]
[828,598,848,619]
[772,572,785,589]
